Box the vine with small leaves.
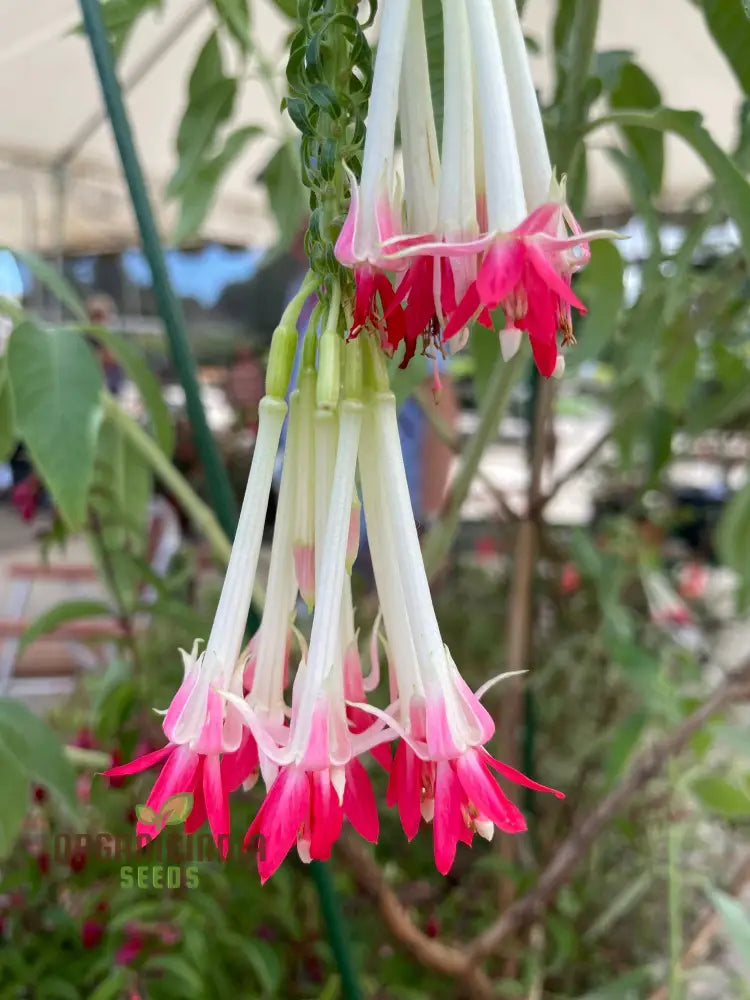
[284,1,376,294]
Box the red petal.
[101,743,173,778]
[343,759,379,843]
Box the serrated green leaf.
[0,698,78,818]
[692,776,750,818]
[7,323,103,528]
[20,599,114,653]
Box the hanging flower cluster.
[106,307,562,880]
[105,0,570,882]
[335,0,614,379]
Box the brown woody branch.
[337,832,497,1000]
[468,660,750,962]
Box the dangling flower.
[104,396,288,854]
[353,342,563,872]
[240,408,381,879]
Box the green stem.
[668,763,684,1000]
[553,0,601,203]
[422,350,525,576]
[104,395,231,566]
[78,0,238,541]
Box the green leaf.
[609,62,664,192]
[167,33,237,200]
[708,887,750,970]
[469,318,502,406]
[576,970,652,999]
[716,480,750,594]
[99,0,162,60]
[83,326,174,455]
[591,108,750,266]
[0,357,15,462]
[7,323,103,528]
[173,125,262,243]
[212,0,251,53]
[87,970,129,1000]
[225,935,283,995]
[692,776,750,818]
[20,599,114,653]
[1,249,87,321]
[0,738,30,860]
[260,142,307,253]
[604,713,645,786]
[269,0,295,16]
[571,239,624,363]
[693,0,750,95]
[0,698,78,818]
[143,956,203,997]
[423,0,444,147]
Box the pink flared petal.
[137,745,199,841]
[443,283,481,341]
[482,748,564,798]
[433,760,462,875]
[310,771,344,861]
[221,730,259,793]
[203,753,230,856]
[455,750,526,834]
[102,743,173,778]
[184,759,207,835]
[343,759,379,843]
[525,244,586,311]
[475,241,525,308]
[387,741,422,840]
[246,766,309,883]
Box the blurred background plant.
[0,1,750,999]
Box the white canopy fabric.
[0,0,742,254]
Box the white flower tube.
[399,0,440,234]
[466,0,526,231]
[493,0,552,210]
[205,396,286,689]
[355,0,413,256]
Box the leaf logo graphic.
[134,793,194,830]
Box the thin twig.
[536,425,612,513]
[337,833,497,1000]
[468,660,750,961]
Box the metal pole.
[78,4,360,995]
[78,0,238,540]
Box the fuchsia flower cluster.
[104,0,585,881]
[335,0,612,379]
